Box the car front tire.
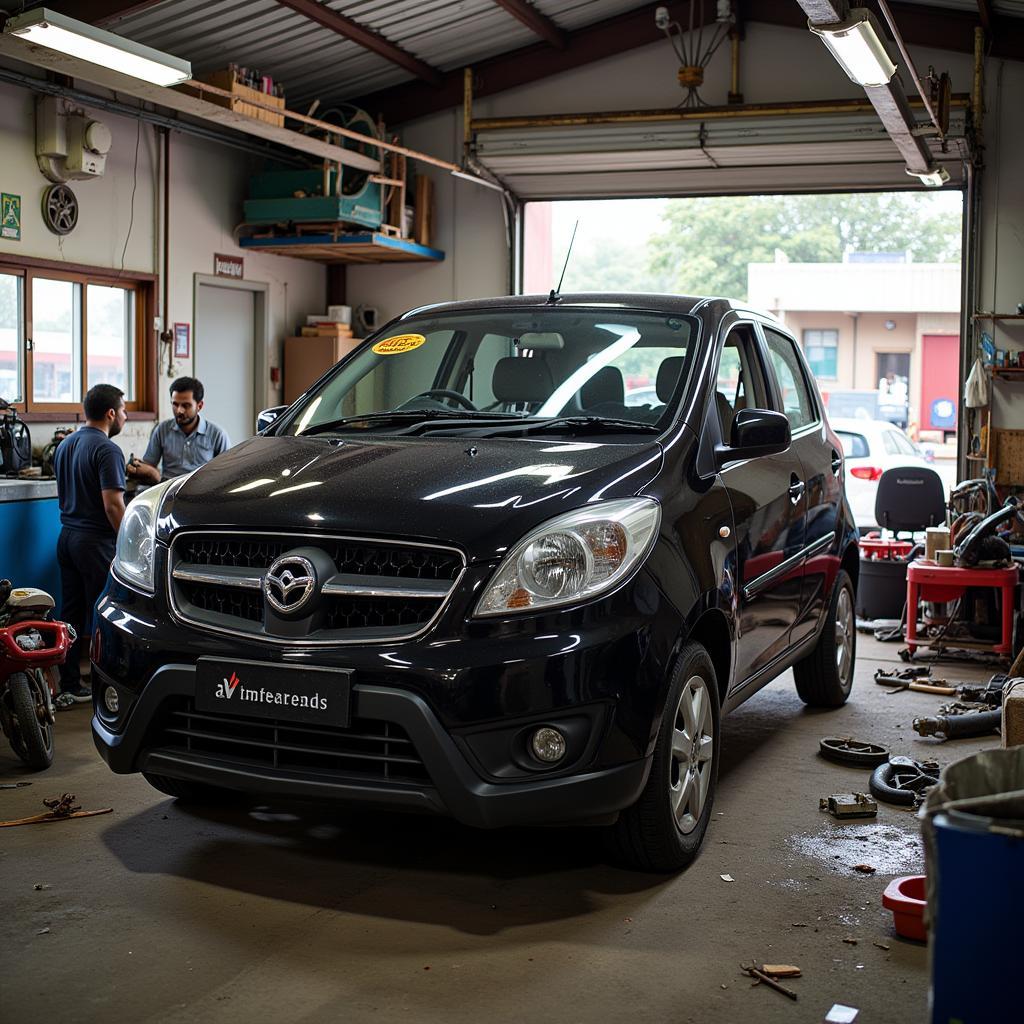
[793,568,856,707]
[605,643,721,873]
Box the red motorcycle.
[0,580,75,770]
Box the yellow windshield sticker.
[372,333,426,355]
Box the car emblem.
[263,555,317,616]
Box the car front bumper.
[90,575,670,828]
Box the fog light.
[103,685,119,714]
[530,726,566,764]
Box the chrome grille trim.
[173,564,262,589]
[167,529,465,647]
[321,574,453,599]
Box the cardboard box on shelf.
[284,335,362,404]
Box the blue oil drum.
[930,810,1023,1023]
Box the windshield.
[279,307,698,438]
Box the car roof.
[830,417,906,436]
[396,292,783,325]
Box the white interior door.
[195,282,256,445]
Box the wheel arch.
[686,607,732,707]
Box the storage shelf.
[988,366,1024,380]
[239,232,444,264]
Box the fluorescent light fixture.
[808,8,896,88]
[907,165,950,188]
[3,7,191,87]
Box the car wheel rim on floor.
[835,586,854,686]
[670,673,714,835]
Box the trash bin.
[921,747,1024,1024]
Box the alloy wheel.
[835,585,854,687]
[669,673,714,835]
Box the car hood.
[160,434,663,563]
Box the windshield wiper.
[509,416,661,436]
[298,409,523,437]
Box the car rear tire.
[142,772,234,804]
[793,569,856,708]
[605,643,720,873]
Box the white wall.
[0,80,326,455]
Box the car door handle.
[788,475,805,503]
[831,449,842,475]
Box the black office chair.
[874,467,947,534]
[858,466,946,623]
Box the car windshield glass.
[279,307,697,437]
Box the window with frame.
[0,262,149,414]
[802,328,839,380]
[763,328,816,431]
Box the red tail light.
[850,466,883,481]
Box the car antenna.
[548,219,578,303]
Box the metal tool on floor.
[819,792,878,819]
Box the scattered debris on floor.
[913,708,1002,740]
[740,962,798,1001]
[873,941,891,951]
[870,757,941,807]
[875,666,955,695]
[720,873,735,882]
[0,781,32,789]
[761,964,801,978]
[853,864,876,874]
[818,737,890,768]
[842,937,859,945]
[37,927,50,935]
[820,793,878,819]
[0,793,113,828]
[32,883,50,891]
[824,1003,859,1022]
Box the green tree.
[647,192,962,300]
[558,236,676,294]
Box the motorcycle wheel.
[8,671,55,769]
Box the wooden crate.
[991,428,1024,485]
[197,69,285,127]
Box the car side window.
[763,328,816,431]
[715,326,769,440]
[836,431,868,458]
[882,431,902,456]
[890,430,917,456]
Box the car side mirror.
[715,408,791,469]
[256,405,288,433]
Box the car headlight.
[474,498,661,616]
[112,478,176,593]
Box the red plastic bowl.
[882,874,928,942]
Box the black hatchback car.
[93,294,858,871]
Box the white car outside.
[831,417,943,530]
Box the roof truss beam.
[492,0,566,49]
[275,0,442,86]
[356,0,1024,125]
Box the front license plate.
[195,658,350,727]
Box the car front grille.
[155,698,430,785]
[168,531,464,644]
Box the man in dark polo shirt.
[54,383,127,703]
[127,376,229,483]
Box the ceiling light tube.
[808,8,896,89]
[3,7,191,87]
[907,165,950,188]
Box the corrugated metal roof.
[99,0,644,111]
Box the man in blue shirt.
[127,376,230,483]
[54,383,127,703]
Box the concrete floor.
[1,636,999,1024]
